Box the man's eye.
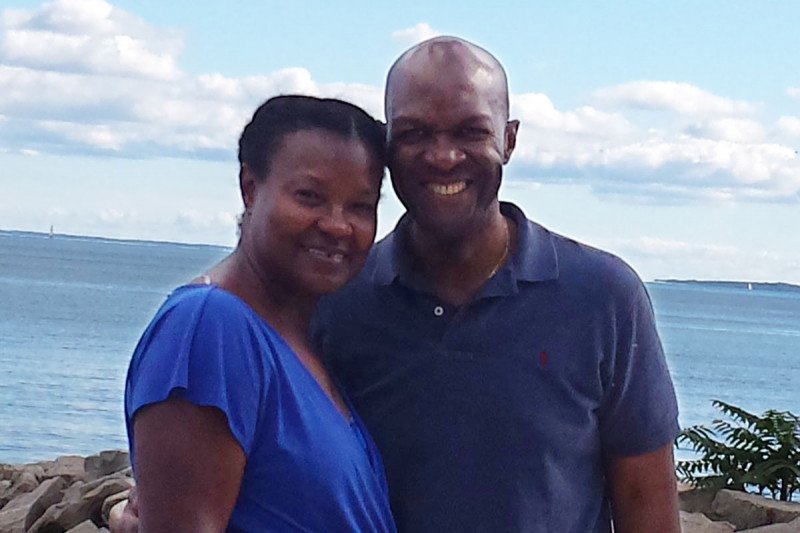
[459,127,490,140]
[396,129,427,143]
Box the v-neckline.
[181,284,355,427]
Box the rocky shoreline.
[678,483,800,532]
[2,450,800,532]
[0,451,132,532]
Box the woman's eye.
[295,189,322,203]
[352,202,377,215]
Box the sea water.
[1,230,798,464]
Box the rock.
[23,477,70,530]
[84,451,130,482]
[0,464,19,481]
[0,479,12,501]
[19,463,46,482]
[28,475,134,532]
[0,477,66,533]
[679,482,719,516]
[740,516,800,532]
[65,518,106,532]
[38,455,86,484]
[0,471,39,507]
[101,489,130,525]
[712,489,800,530]
[680,511,735,532]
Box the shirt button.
[433,306,444,317]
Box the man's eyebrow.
[390,116,426,127]
[457,114,494,125]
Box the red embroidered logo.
[539,350,549,369]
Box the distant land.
[653,279,800,293]
[0,228,232,251]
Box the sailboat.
[49,225,54,239]
[747,282,753,291]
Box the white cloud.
[613,237,740,259]
[392,22,439,45]
[1,3,797,206]
[1,0,182,79]
[601,236,800,284]
[777,116,800,137]
[593,81,757,118]
[686,118,765,143]
[513,93,633,138]
[0,1,382,158]
[507,90,800,202]
[787,87,800,99]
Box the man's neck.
[406,207,514,306]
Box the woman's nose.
[317,207,353,238]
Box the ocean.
[1,230,799,465]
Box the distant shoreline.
[0,228,233,252]
[653,278,800,292]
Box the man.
[113,36,680,532]
[314,36,680,532]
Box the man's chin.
[409,212,481,244]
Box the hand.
[108,486,140,533]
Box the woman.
[125,95,396,532]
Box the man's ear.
[239,164,258,210]
[503,120,520,164]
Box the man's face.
[386,66,516,241]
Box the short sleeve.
[599,282,680,457]
[126,288,270,457]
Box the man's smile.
[427,181,468,196]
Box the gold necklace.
[486,218,511,279]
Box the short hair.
[238,95,386,181]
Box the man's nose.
[423,135,466,171]
[317,206,353,238]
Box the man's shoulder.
[518,212,647,301]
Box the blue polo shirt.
[315,202,679,532]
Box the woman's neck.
[210,250,316,344]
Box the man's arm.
[607,443,680,533]
[132,397,246,532]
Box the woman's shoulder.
[158,284,252,324]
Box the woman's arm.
[133,397,246,533]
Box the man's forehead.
[385,37,508,118]
[386,72,506,122]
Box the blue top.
[315,202,680,533]
[125,285,396,533]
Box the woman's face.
[241,128,382,298]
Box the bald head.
[385,36,510,120]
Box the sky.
[1,0,799,284]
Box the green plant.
[675,400,800,501]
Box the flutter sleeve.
[125,287,270,458]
